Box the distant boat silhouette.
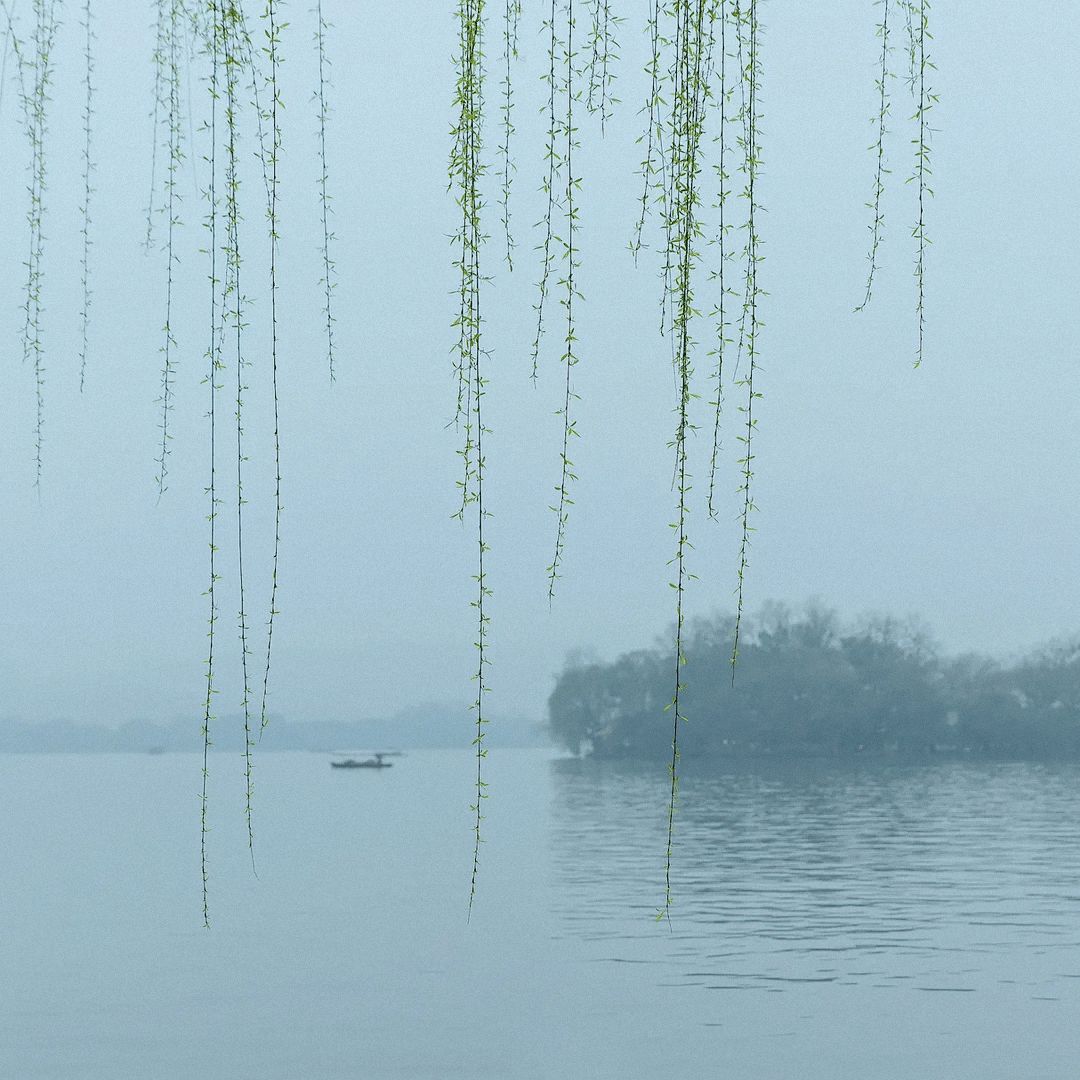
[330,752,396,770]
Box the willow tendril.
[78,0,93,391]
[547,0,581,600]
[450,3,471,431]
[630,0,663,262]
[449,0,488,918]
[855,0,890,313]
[450,9,471,435]
[219,4,256,870]
[229,3,274,203]
[146,0,167,250]
[730,0,762,676]
[705,0,730,520]
[584,0,619,133]
[200,0,222,930]
[656,3,691,345]
[449,0,483,459]
[498,0,520,269]
[17,0,59,487]
[727,5,749,378]
[658,0,712,922]
[469,320,490,924]
[156,0,185,497]
[902,0,917,92]
[314,0,337,379]
[260,0,283,736]
[530,0,562,381]
[906,0,933,367]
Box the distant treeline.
[0,716,411,754]
[548,605,1080,760]
[0,704,546,753]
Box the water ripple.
[547,757,1080,997]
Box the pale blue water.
[2,748,1080,1078]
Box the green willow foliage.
[621,0,767,914]
[259,0,283,737]
[907,0,934,368]
[449,0,489,916]
[498,0,521,268]
[0,0,937,919]
[530,0,566,381]
[856,0,891,313]
[545,0,582,602]
[729,0,762,677]
[151,0,186,495]
[200,0,223,929]
[219,0,258,869]
[704,2,730,524]
[657,0,713,919]
[855,0,936,364]
[584,0,620,132]
[2,0,61,484]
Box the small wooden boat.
[331,752,394,769]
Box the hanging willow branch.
[156,0,186,496]
[200,0,224,929]
[13,0,60,486]
[547,0,582,601]
[530,0,563,381]
[906,0,933,366]
[705,0,731,520]
[146,0,167,250]
[260,0,283,736]
[630,0,663,262]
[498,0,520,268]
[218,3,257,868]
[729,0,762,676]
[584,0,619,133]
[314,0,337,379]
[658,0,715,921]
[855,0,891,313]
[449,0,488,918]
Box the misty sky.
[0,1,1077,732]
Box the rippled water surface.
[3,749,1080,1078]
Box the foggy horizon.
[4,6,1080,1080]
[2,1,1077,734]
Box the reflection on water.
[549,757,1080,997]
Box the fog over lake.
[1,0,1077,732]
[1,2,1078,1077]
[4,749,1080,1079]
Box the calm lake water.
[2,748,1080,1078]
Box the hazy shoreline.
[0,711,549,754]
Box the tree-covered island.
[548,604,1080,761]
